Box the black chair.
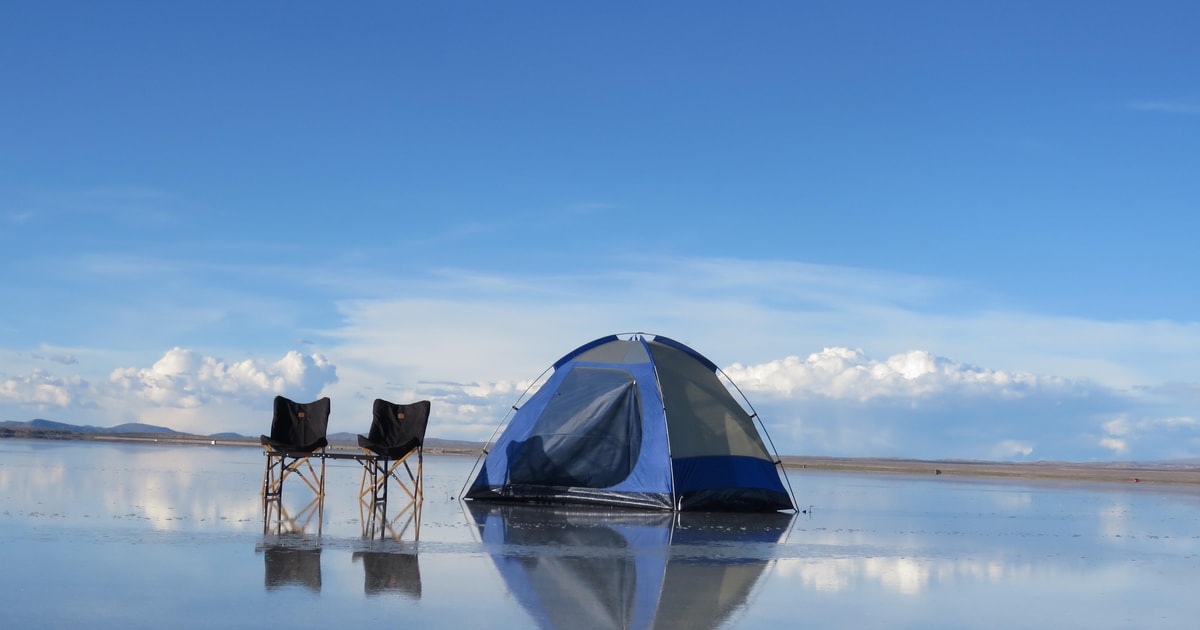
[261,396,331,453]
[358,399,430,460]
[261,396,331,535]
[358,400,430,539]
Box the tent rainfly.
[463,334,795,512]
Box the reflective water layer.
[1,439,1197,628]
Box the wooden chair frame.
[262,448,326,536]
[358,446,423,540]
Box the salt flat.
[1,439,1197,629]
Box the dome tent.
[463,334,794,512]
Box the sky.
[2,1,1198,462]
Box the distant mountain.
[327,431,360,444]
[3,419,182,435]
[108,423,180,434]
[425,437,487,451]
[325,431,483,451]
[1,419,479,450]
[26,419,84,432]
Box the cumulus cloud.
[323,377,537,442]
[719,347,1137,460]
[1099,415,1199,457]
[315,327,1199,461]
[3,332,1198,461]
[0,369,90,407]
[724,347,1065,402]
[109,347,338,408]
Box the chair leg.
[358,449,424,541]
[359,452,392,539]
[262,450,286,535]
[262,450,325,536]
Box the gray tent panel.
[508,367,643,489]
[648,341,772,460]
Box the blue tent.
[464,334,794,512]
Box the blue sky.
[2,1,1198,461]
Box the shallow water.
[1,439,1198,628]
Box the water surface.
[1,439,1197,628]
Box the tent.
[467,503,792,629]
[464,334,794,512]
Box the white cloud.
[4,258,1200,459]
[718,347,1108,460]
[0,347,340,434]
[1100,437,1128,455]
[0,369,90,407]
[1099,414,1199,458]
[318,259,1200,393]
[2,338,1197,461]
[309,256,1200,460]
[109,347,338,408]
[991,439,1035,459]
[723,347,1057,401]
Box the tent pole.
[457,362,555,501]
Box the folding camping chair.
[261,396,330,535]
[357,399,430,539]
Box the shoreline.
[5,430,1199,486]
[780,455,1200,486]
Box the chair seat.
[358,434,419,459]
[261,434,329,453]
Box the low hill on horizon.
[4,418,1198,468]
[0,418,483,451]
[8,419,185,435]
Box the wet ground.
[1,439,1198,628]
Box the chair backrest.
[270,396,331,451]
[368,399,431,454]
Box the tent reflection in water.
[468,503,792,630]
[464,334,795,512]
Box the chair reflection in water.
[261,396,330,535]
[261,544,323,593]
[354,551,422,599]
[357,399,430,540]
